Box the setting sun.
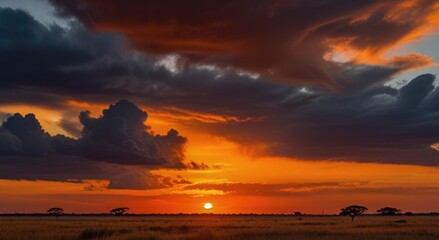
[1,0,439,239]
[203,203,213,210]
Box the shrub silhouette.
[110,207,129,215]
[340,205,368,221]
[377,207,401,215]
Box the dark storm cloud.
[0,7,310,114]
[204,74,439,165]
[1,8,439,165]
[49,0,436,86]
[0,100,189,189]
[0,7,162,106]
[0,100,187,166]
[0,7,425,112]
[0,127,22,155]
[78,100,187,166]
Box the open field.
[1,215,439,240]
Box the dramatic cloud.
[204,74,439,165]
[0,7,431,110]
[1,8,439,166]
[0,100,189,189]
[0,7,147,106]
[78,100,187,166]
[0,100,187,166]
[49,0,438,86]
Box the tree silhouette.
[47,208,63,220]
[405,211,414,216]
[377,207,401,215]
[293,212,302,216]
[110,207,129,215]
[340,205,368,221]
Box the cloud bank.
[204,73,439,165]
[0,100,188,189]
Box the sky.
[0,0,439,214]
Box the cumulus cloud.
[78,100,187,166]
[0,100,190,189]
[0,100,187,166]
[1,113,55,156]
[0,127,22,155]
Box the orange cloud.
[327,0,439,65]
[51,0,439,86]
[144,106,257,124]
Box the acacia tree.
[377,207,401,215]
[340,205,368,221]
[110,207,129,215]
[47,208,63,220]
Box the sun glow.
[203,202,213,210]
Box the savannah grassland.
[1,215,438,240]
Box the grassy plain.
[0,215,438,240]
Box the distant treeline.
[1,213,438,216]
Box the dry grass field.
[1,215,438,240]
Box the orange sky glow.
[1,0,439,215]
[1,103,439,214]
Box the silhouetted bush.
[377,207,401,215]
